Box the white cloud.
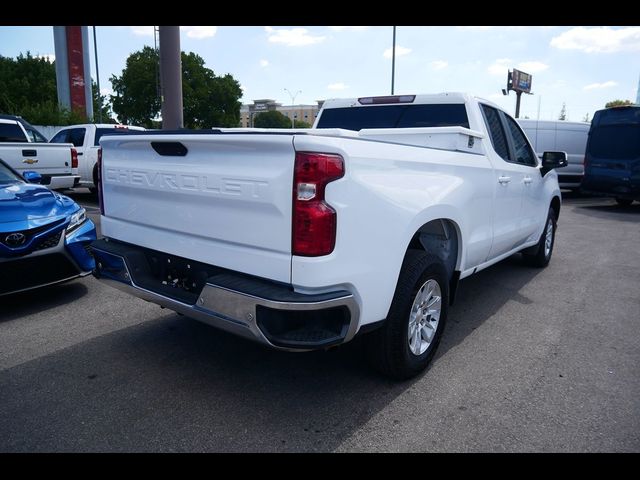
[328,82,348,91]
[130,26,154,37]
[488,58,549,76]
[36,53,55,63]
[583,81,618,91]
[430,60,448,71]
[487,58,511,76]
[265,26,326,47]
[551,26,640,53]
[259,59,269,67]
[328,26,369,31]
[517,61,549,73]
[181,26,217,39]
[99,88,112,96]
[383,46,411,58]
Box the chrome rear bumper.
[91,241,360,351]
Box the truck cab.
[50,123,145,191]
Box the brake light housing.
[97,147,104,215]
[71,147,78,169]
[292,152,344,256]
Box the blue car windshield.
[0,162,24,185]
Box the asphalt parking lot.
[0,190,638,452]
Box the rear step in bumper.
[91,240,360,351]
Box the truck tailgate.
[0,143,73,175]
[100,133,296,283]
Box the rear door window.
[0,123,27,142]
[67,128,86,148]
[503,115,538,166]
[480,104,511,161]
[50,129,70,143]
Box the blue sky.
[1,25,639,122]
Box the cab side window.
[480,104,511,162]
[503,115,538,167]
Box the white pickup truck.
[0,115,79,189]
[50,123,145,192]
[91,93,567,379]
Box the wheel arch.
[405,218,462,305]
[550,195,561,220]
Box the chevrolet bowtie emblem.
[22,158,38,165]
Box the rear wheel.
[89,165,99,195]
[615,197,633,206]
[365,250,449,380]
[523,207,556,268]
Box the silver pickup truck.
[0,115,79,190]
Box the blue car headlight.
[66,207,87,235]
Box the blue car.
[0,159,96,296]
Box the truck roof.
[57,123,145,130]
[320,92,498,110]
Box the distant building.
[240,99,325,127]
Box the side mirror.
[23,170,42,184]
[541,151,568,175]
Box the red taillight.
[292,152,344,256]
[71,148,78,169]
[97,147,105,215]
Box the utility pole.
[92,26,102,123]
[284,88,301,128]
[515,91,522,118]
[159,26,183,129]
[391,26,396,95]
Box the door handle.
[498,176,511,184]
[77,152,83,156]
[523,176,532,185]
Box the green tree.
[110,47,160,127]
[294,120,312,128]
[110,47,242,128]
[605,99,634,108]
[0,52,58,115]
[558,102,567,121]
[253,110,292,128]
[92,80,115,123]
[0,51,108,125]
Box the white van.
[517,119,590,190]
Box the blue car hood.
[0,182,78,232]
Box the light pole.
[92,26,102,123]
[284,88,301,128]
[391,26,396,95]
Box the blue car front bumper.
[0,219,97,296]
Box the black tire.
[91,164,99,193]
[523,207,556,268]
[365,250,449,380]
[615,197,633,207]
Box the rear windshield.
[588,125,640,160]
[0,123,27,142]
[95,128,139,145]
[316,104,469,131]
[594,107,640,126]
